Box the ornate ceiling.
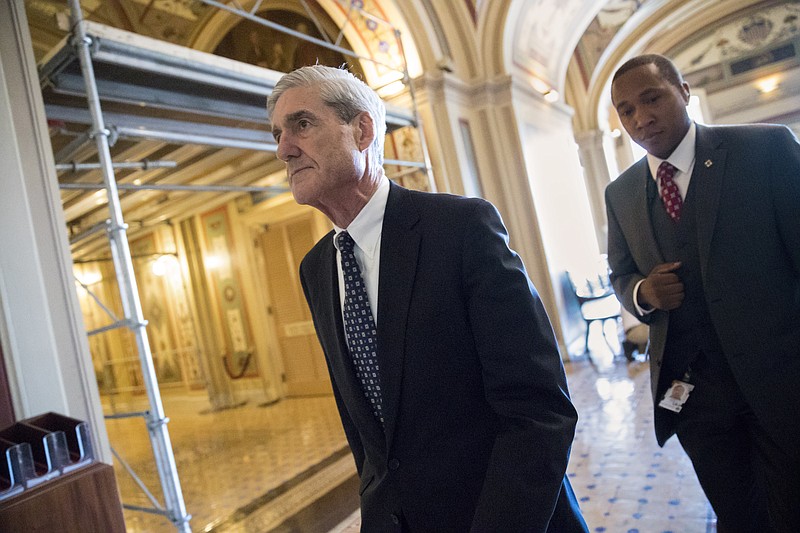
[21,0,800,253]
[26,0,420,88]
[672,2,799,79]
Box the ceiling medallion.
[738,16,773,46]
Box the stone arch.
[488,0,607,98]
[477,0,511,79]
[568,0,767,133]
[392,0,457,75]
[189,0,423,88]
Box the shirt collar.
[333,177,389,259]
[647,122,696,178]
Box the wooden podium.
[0,412,126,532]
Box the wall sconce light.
[151,254,179,277]
[530,77,550,94]
[376,79,406,98]
[543,90,559,103]
[204,254,224,271]
[74,266,102,286]
[528,75,559,103]
[755,75,780,94]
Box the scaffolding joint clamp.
[105,222,129,234]
[107,126,119,147]
[146,416,170,431]
[69,34,92,49]
[88,127,112,140]
[169,512,193,526]
[128,318,148,329]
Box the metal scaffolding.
[47,0,433,529]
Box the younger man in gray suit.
[606,54,800,532]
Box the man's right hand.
[639,262,684,311]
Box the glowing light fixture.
[543,90,559,103]
[152,254,179,277]
[530,77,550,94]
[755,75,780,94]
[204,254,224,270]
[74,266,102,286]
[376,79,406,98]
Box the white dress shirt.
[333,177,390,324]
[634,123,697,315]
[645,122,697,201]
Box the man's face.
[271,86,366,208]
[611,63,692,159]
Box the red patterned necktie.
[657,161,682,222]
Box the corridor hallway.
[107,348,715,532]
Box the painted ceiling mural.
[25,0,413,88]
[512,0,589,87]
[572,0,649,88]
[81,0,207,43]
[321,0,411,85]
[560,0,798,94]
[213,9,353,73]
[671,2,800,87]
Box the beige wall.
[0,0,110,461]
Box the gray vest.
[647,174,724,380]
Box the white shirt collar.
[333,177,389,259]
[647,122,696,179]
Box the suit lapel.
[629,159,664,267]
[691,125,727,274]
[377,183,421,448]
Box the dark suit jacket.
[605,124,800,449]
[300,182,587,532]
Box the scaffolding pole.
[67,0,191,530]
[55,3,436,530]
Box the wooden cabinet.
[0,462,126,533]
[0,412,125,532]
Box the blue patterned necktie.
[337,231,384,426]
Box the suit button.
[391,513,400,524]
[389,458,400,470]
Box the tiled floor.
[105,322,714,533]
[566,356,714,532]
[104,394,354,532]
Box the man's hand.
[639,262,684,311]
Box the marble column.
[575,129,613,253]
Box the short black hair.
[612,54,685,89]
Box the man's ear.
[680,81,691,104]
[354,111,375,151]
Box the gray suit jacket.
[605,124,800,448]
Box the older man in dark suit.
[267,65,588,532]
[605,54,800,532]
